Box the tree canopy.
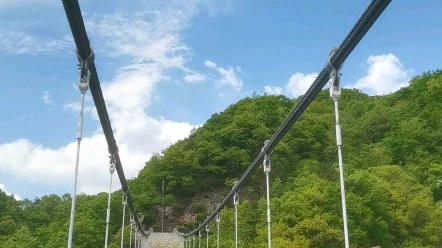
[1,70,442,247]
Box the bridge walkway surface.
[141,229,184,248]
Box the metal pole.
[134,227,137,248]
[206,222,209,248]
[215,204,220,248]
[265,172,272,248]
[120,194,127,248]
[334,98,350,248]
[137,231,140,248]
[193,235,195,248]
[216,221,220,248]
[67,92,85,248]
[162,179,164,232]
[137,213,144,248]
[67,50,92,248]
[263,140,272,248]
[328,48,349,248]
[129,224,133,248]
[233,182,239,248]
[198,230,201,248]
[105,157,116,248]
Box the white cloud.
[41,91,53,105]
[0,31,73,55]
[204,59,243,91]
[286,72,318,98]
[204,0,235,16]
[0,117,193,194]
[0,0,54,8]
[204,60,217,68]
[284,54,410,98]
[263,86,282,95]
[0,183,21,200]
[348,53,410,95]
[184,73,206,83]
[63,102,94,115]
[0,1,202,196]
[85,4,198,68]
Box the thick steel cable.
[61,0,147,235]
[182,0,392,237]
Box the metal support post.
[129,224,133,248]
[129,214,135,248]
[120,194,127,248]
[262,140,272,248]
[205,220,210,248]
[137,230,141,248]
[105,153,116,248]
[136,213,144,248]
[233,181,239,248]
[215,203,221,248]
[193,235,195,248]
[198,230,201,248]
[162,179,165,232]
[134,226,137,248]
[67,48,94,248]
[326,47,349,248]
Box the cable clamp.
[108,145,119,156]
[76,47,95,93]
[261,140,271,174]
[109,151,116,174]
[205,219,210,232]
[130,213,135,224]
[325,47,344,100]
[215,203,221,223]
[122,192,128,205]
[108,145,119,174]
[233,181,239,206]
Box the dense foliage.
[1,70,442,247]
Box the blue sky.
[0,0,441,201]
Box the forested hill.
[1,70,442,247]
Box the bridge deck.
[141,231,183,248]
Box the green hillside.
[1,70,442,247]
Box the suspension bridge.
[61,0,392,247]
